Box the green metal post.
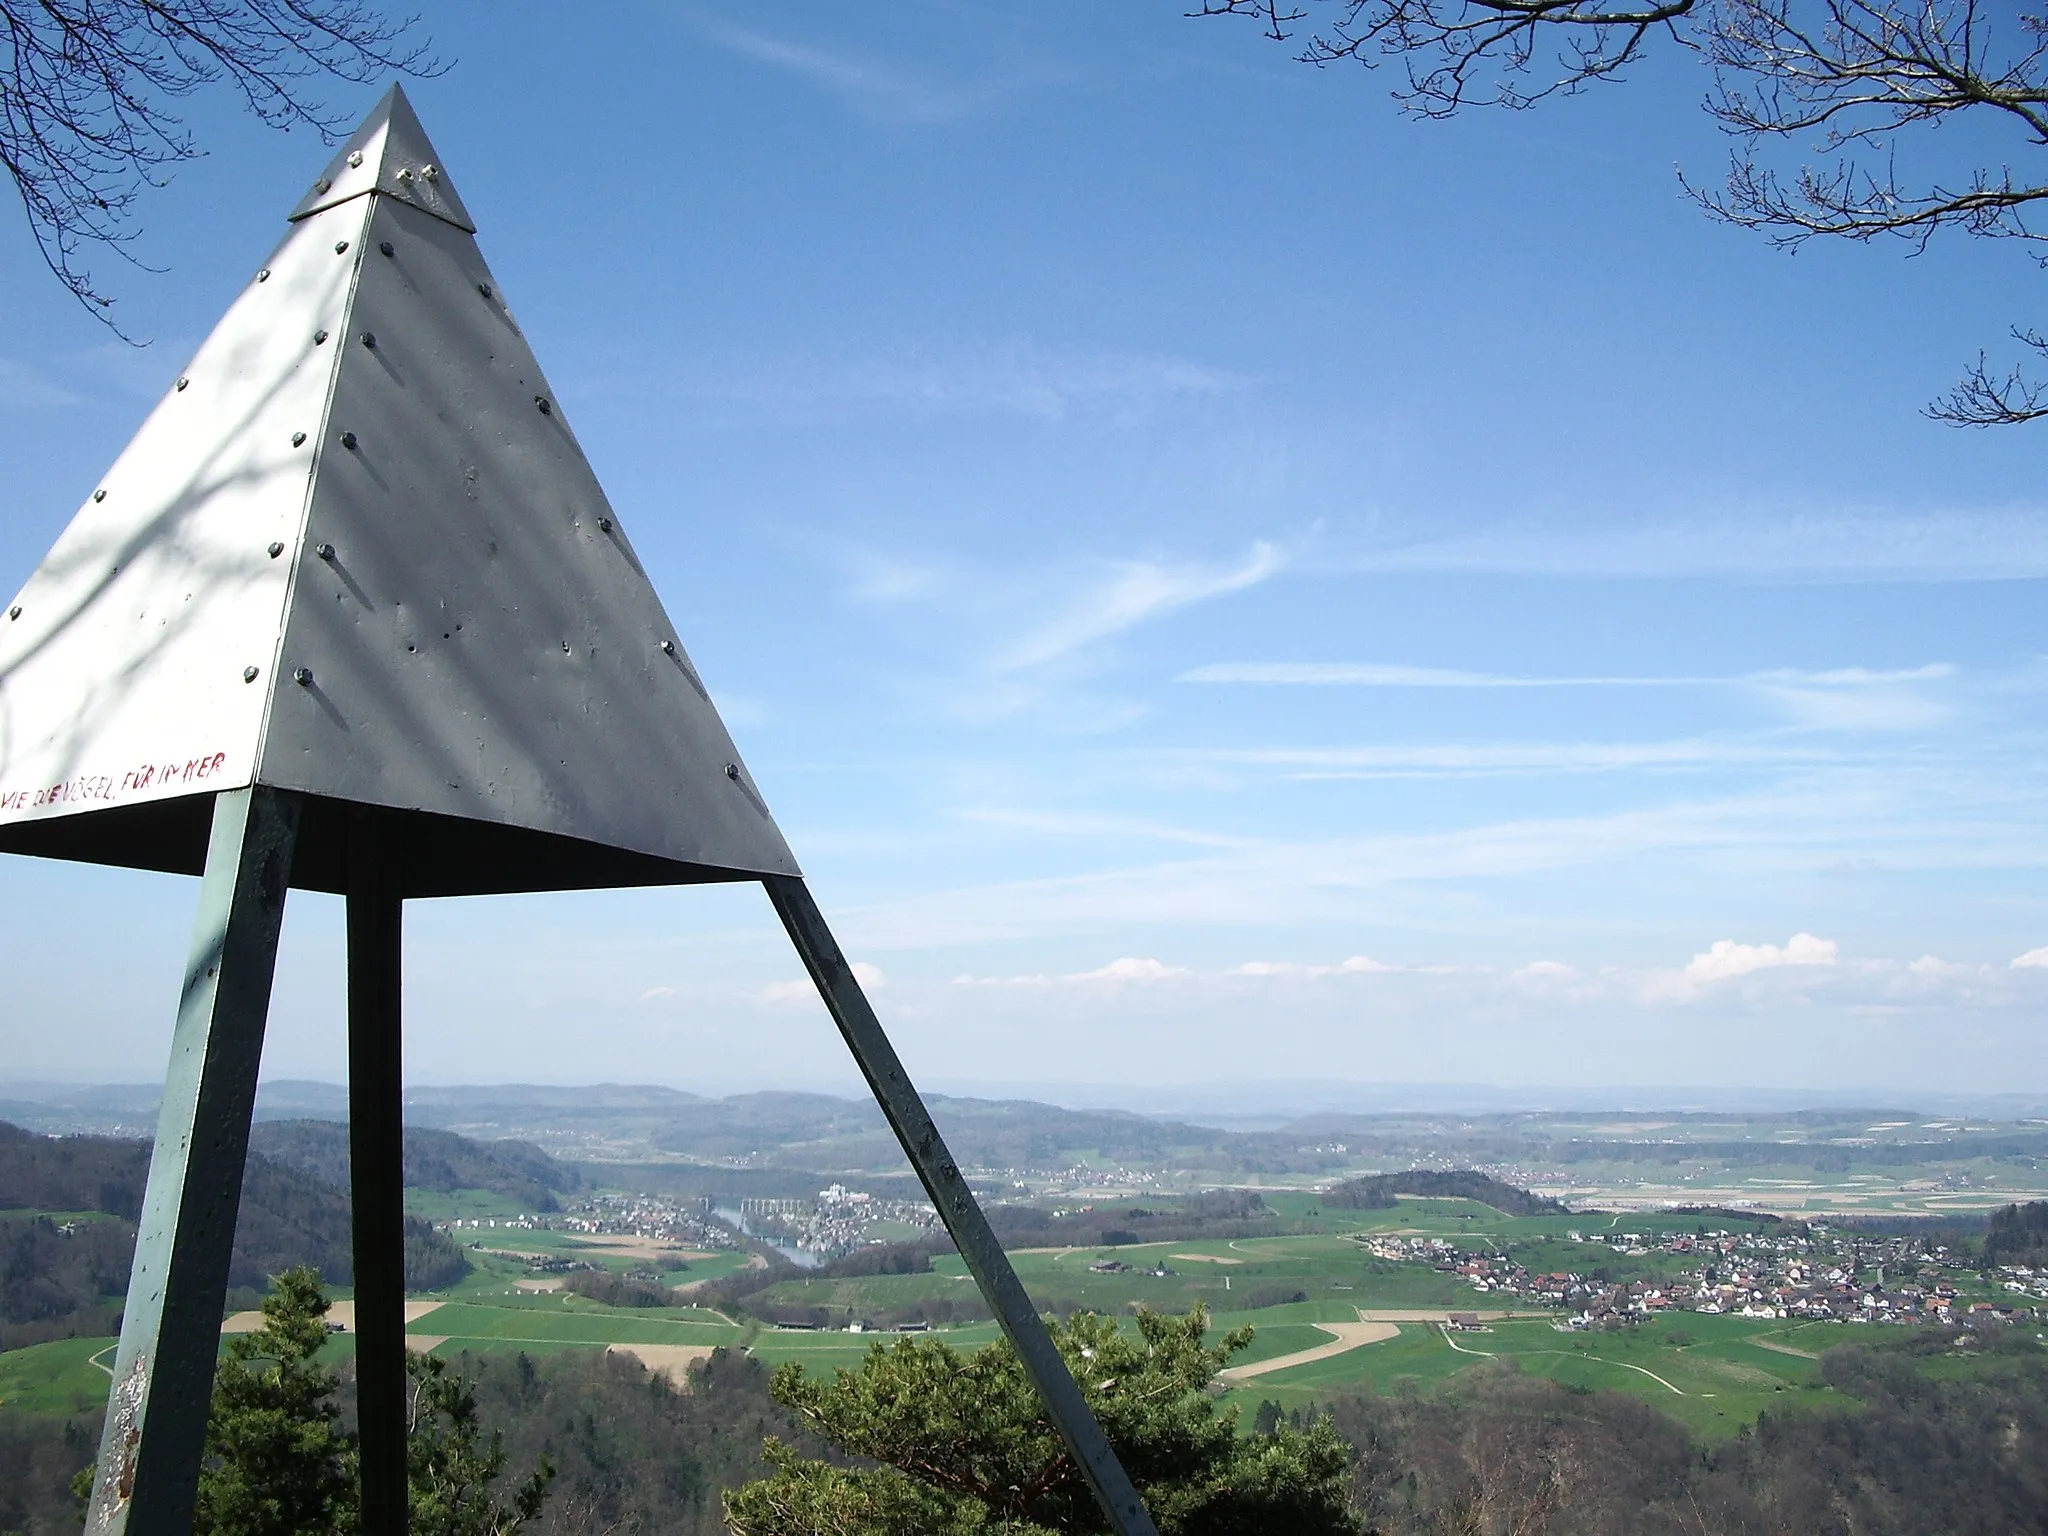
[86,788,301,1536]
[763,874,1159,1536]
[349,808,408,1534]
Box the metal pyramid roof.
[0,90,797,896]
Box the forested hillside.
[1987,1200,2048,1268]
[249,1119,582,1210]
[0,1119,469,1351]
[1324,1169,1567,1216]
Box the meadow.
[2,1188,2023,1449]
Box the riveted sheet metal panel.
[289,84,476,232]
[0,201,368,833]
[257,194,798,878]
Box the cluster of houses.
[1357,1223,2039,1328]
[552,1192,739,1251]
[735,1184,941,1258]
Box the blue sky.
[3,2,2046,1102]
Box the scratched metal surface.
[257,178,796,878]
[0,196,367,832]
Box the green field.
[4,1194,2022,1447]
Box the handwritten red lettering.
[0,751,232,819]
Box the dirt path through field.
[223,1299,445,1334]
[1217,1320,1398,1384]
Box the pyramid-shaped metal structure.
[7,86,1157,1536]
[0,87,795,896]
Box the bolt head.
[244,666,260,683]
[92,489,105,502]
[268,541,285,558]
[725,763,741,781]
[347,150,364,169]
[599,517,613,533]
[7,607,19,621]
[361,332,377,349]
[335,240,349,255]
[314,330,329,345]
[314,177,332,194]
[340,431,358,449]
[258,268,271,282]
[291,431,306,447]
[422,164,440,181]
[478,282,493,298]
[379,241,395,257]
[176,377,188,391]
[661,640,676,655]
[535,396,552,415]
[293,667,313,686]
[316,543,336,561]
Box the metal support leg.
[763,875,1158,1536]
[87,788,300,1536]
[348,809,407,1535]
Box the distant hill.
[1323,1170,1566,1217]
[250,1120,582,1211]
[644,1092,1248,1176]
[0,1118,490,1350]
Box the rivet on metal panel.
[176,377,189,391]
[258,268,271,282]
[361,332,377,349]
[315,330,329,345]
[725,763,741,781]
[598,517,613,533]
[243,666,260,682]
[268,542,285,558]
[292,432,307,447]
[316,544,336,562]
[660,640,676,655]
[347,150,365,168]
[340,431,358,449]
[294,667,313,686]
[93,489,106,502]
[379,241,395,257]
[315,177,332,194]
[478,282,493,298]
[534,396,552,415]
[335,240,350,255]
[7,607,18,621]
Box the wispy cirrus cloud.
[0,359,83,409]
[671,339,1246,426]
[1001,542,1283,672]
[1196,737,1836,777]
[1179,661,1955,690]
[1331,509,2048,582]
[686,15,1020,122]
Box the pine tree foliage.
[723,1305,1359,1536]
[193,1266,356,1536]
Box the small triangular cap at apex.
[289,83,474,231]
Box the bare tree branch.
[1928,327,2048,424]
[1192,0,1699,114]
[1,0,440,338]
[1196,0,2048,424]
